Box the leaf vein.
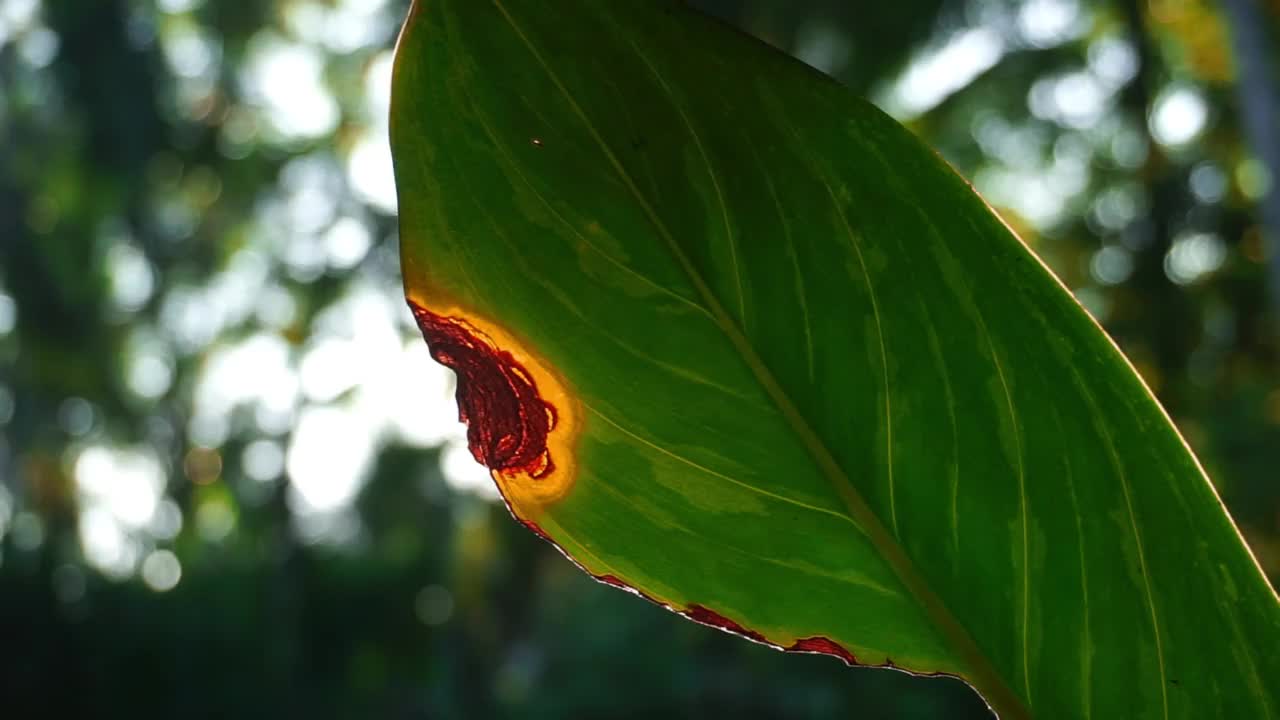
[586,402,864,533]
[1051,405,1092,719]
[467,91,712,319]
[1070,366,1168,720]
[626,38,747,330]
[819,180,896,538]
[588,472,899,599]
[975,314,1031,706]
[917,298,960,566]
[748,141,815,382]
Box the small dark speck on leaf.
[631,136,647,151]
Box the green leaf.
[389,2,1280,717]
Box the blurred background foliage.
[0,0,1277,717]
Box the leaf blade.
[390,2,1280,717]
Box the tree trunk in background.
[1221,0,1280,325]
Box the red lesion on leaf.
[411,302,557,477]
[519,518,552,542]
[595,574,631,590]
[407,298,580,514]
[586,576,867,670]
[684,604,768,643]
[786,636,859,666]
[680,604,863,668]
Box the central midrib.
[482,2,1031,718]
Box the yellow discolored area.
[407,290,582,520]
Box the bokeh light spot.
[1165,232,1227,285]
[888,28,1004,118]
[415,584,454,626]
[141,550,182,592]
[195,497,235,542]
[1091,245,1134,285]
[0,291,16,335]
[1150,86,1208,148]
[243,439,286,482]
[244,34,338,140]
[75,445,166,529]
[287,405,373,512]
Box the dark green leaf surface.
[389,2,1280,717]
